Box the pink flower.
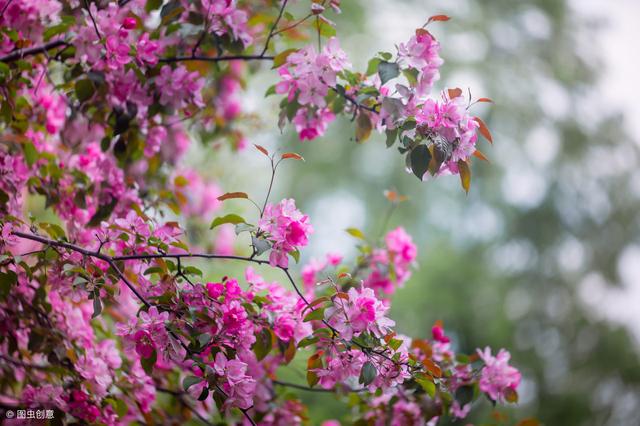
[292,107,335,141]
[325,287,395,340]
[476,347,521,402]
[122,17,137,30]
[134,330,155,358]
[137,33,161,66]
[258,198,313,268]
[105,35,131,70]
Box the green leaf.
[197,333,212,347]
[75,79,95,102]
[252,236,271,256]
[410,145,432,180]
[377,61,400,85]
[146,0,163,12]
[183,375,204,391]
[385,128,398,148]
[402,68,419,86]
[303,307,325,322]
[40,222,66,240]
[272,48,298,69]
[141,349,156,375]
[458,160,471,193]
[307,353,323,387]
[455,385,474,406]
[210,214,246,229]
[0,62,10,83]
[92,294,102,318]
[359,361,376,386]
[106,397,128,417]
[252,328,273,361]
[183,266,203,276]
[416,374,436,397]
[289,249,300,263]
[87,198,118,227]
[160,0,184,24]
[265,84,277,97]
[297,336,319,348]
[355,113,373,143]
[346,227,365,239]
[366,58,381,76]
[0,270,18,300]
[388,338,403,351]
[313,19,336,37]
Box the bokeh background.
[187,0,640,424]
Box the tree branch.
[159,55,274,64]
[259,0,289,57]
[272,380,366,393]
[0,40,69,63]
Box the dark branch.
[259,0,289,57]
[159,55,274,64]
[0,40,69,63]
[272,380,366,393]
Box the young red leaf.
[473,149,490,162]
[447,87,463,99]
[281,152,304,161]
[254,144,269,156]
[217,192,248,201]
[477,97,494,103]
[427,14,451,24]
[474,117,493,144]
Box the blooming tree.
[0,1,522,425]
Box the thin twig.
[272,379,366,393]
[259,0,289,57]
[83,0,102,40]
[159,54,274,64]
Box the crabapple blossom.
[477,347,522,402]
[0,1,518,424]
[258,198,313,267]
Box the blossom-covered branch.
[0,0,521,425]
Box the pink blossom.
[325,287,395,340]
[258,198,313,268]
[476,347,521,402]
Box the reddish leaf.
[281,152,304,161]
[516,419,541,426]
[477,97,494,103]
[447,87,463,99]
[474,117,493,144]
[473,149,490,162]
[384,189,408,203]
[306,352,324,387]
[427,14,451,24]
[254,144,269,156]
[422,358,442,378]
[217,192,248,201]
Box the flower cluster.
[477,347,522,402]
[325,287,395,340]
[363,227,418,296]
[276,37,350,140]
[258,198,313,267]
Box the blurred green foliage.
[240,0,640,424]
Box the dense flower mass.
[0,1,517,425]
